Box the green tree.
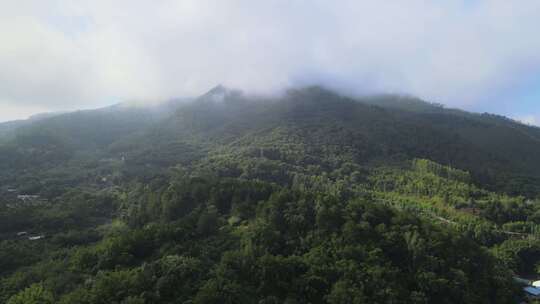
[7,283,54,304]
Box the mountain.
[2,86,540,195]
[2,86,540,303]
[0,112,64,143]
[100,86,539,196]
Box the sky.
[1,1,540,124]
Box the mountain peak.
[198,85,243,104]
[207,84,228,95]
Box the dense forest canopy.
[2,86,540,303]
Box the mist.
[1,1,540,122]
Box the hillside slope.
[104,86,540,196]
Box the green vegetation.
[2,86,540,302]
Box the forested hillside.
[2,87,540,303]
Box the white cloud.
[0,100,47,122]
[516,114,540,126]
[1,0,540,121]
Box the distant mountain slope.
[0,112,63,143]
[0,120,24,142]
[0,100,188,174]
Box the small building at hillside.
[524,286,540,300]
[513,277,540,301]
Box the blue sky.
[467,73,540,125]
[1,1,539,124]
[495,76,540,124]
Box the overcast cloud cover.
[1,0,540,123]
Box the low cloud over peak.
[1,1,540,122]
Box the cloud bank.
[1,0,540,121]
